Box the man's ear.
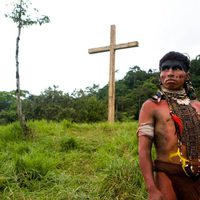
[159,73,162,85]
[186,72,190,81]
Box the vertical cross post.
[108,25,116,122]
[88,25,139,122]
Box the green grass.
[0,120,147,199]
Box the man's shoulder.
[191,99,200,104]
[141,99,158,110]
[141,96,167,113]
[191,99,200,107]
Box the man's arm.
[139,136,163,198]
[138,100,164,200]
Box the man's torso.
[150,99,200,164]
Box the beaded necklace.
[161,86,200,177]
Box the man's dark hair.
[159,51,196,99]
[159,51,190,72]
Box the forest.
[1,55,200,125]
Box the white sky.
[0,0,200,95]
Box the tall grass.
[0,120,147,199]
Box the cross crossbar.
[88,41,139,54]
[88,25,139,122]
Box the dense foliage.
[0,57,200,124]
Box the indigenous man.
[138,51,200,200]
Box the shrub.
[0,122,23,142]
[15,153,58,188]
[60,137,78,152]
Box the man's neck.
[160,85,190,105]
[161,86,185,93]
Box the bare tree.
[5,0,50,136]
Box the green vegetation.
[0,120,147,199]
[1,56,200,125]
[0,51,198,199]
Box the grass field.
[0,120,147,200]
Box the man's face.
[159,60,188,90]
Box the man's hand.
[148,187,165,200]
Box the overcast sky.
[0,0,200,95]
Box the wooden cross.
[88,25,139,122]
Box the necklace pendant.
[175,98,190,105]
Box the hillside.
[0,121,147,199]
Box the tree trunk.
[15,19,29,137]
